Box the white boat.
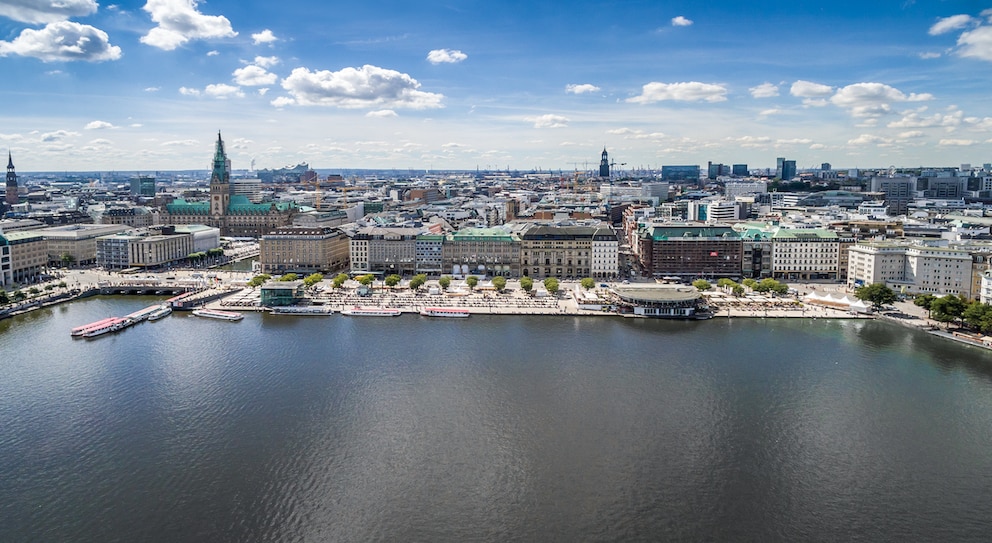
[192,308,244,321]
[147,304,172,321]
[71,317,118,337]
[82,317,129,338]
[340,306,402,317]
[271,306,334,315]
[419,307,470,318]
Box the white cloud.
[144,86,160,92]
[84,121,116,130]
[366,110,398,118]
[206,50,219,56]
[918,52,942,59]
[270,96,294,107]
[0,21,121,62]
[140,0,238,51]
[0,0,97,24]
[87,138,113,146]
[279,65,444,109]
[204,83,244,99]
[789,80,833,106]
[957,25,992,61]
[898,131,925,138]
[252,29,277,45]
[233,65,276,86]
[178,86,200,96]
[759,108,784,116]
[162,139,199,146]
[732,135,772,148]
[749,82,779,98]
[40,130,79,142]
[566,83,600,94]
[887,107,962,128]
[529,114,569,128]
[776,138,812,145]
[627,81,727,103]
[938,139,977,146]
[253,55,279,68]
[426,49,467,64]
[847,134,892,146]
[929,14,974,36]
[809,143,826,150]
[671,16,693,27]
[257,88,268,96]
[965,116,992,130]
[830,82,933,117]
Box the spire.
[7,151,12,169]
[211,131,230,184]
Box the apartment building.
[771,229,840,281]
[259,226,350,274]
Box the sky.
[0,0,991,173]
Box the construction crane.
[299,174,322,209]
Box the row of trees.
[913,293,992,332]
[692,277,789,296]
[0,282,69,306]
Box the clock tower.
[209,131,231,219]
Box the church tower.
[5,151,18,207]
[599,147,610,178]
[209,131,231,218]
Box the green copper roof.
[166,198,209,214]
[648,226,740,241]
[771,228,838,240]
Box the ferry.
[192,308,244,321]
[270,306,334,315]
[71,317,118,337]
[147,304,172,321]
[126,304,166,323]
[82,317,130,338]
[419,307,470,318]
[340,306,402,317]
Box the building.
[0,232,11,288]
[738,227,773,278]
[612,284,711,318]
[661,165,700,183]
[869,176,916,216]
[980,270,992,305]
[5,152,18,210]
[130,176,156,198]
[724,180,767,199]
[230,177,262,203]
[732,164,748,176]
[259,226,349,274]
[95,228,194,269]
[41,224,129,266]
[442,227,521,277]
[520,225,617,279]
[100,206,155,228]
[162,132,296,236]
[259,281,305,306]
[781,160,797,181]
[771,229,840,281]
[349,226,421,275]
[599,148,610,177]
[637,225,742,279]
[2,230,47,283]
[687,201,745,222]
[847,241,972,297]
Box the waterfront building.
[981,270,992,305]
[520,225,617,279]
[611,284,710,318]
[738,227,773,279]
[442,227,521,277]
[95,227,194,269]
[40,224,129,266]
[162,133,296,236]
[2,230,47,283]
[636,225,742,279]
[259,226,349,274]
[0,233,11,287]
[259,281,305,306]
[415,234,444,276]
[771,229,840,281]
[5,152,19,209]
[349,226,421,275]
[847,241,972,297]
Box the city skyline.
[0,1,990,172]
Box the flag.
[710,251,718,256]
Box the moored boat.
[71,317,118,337]
[82,317,129,338]
[271,306,334,315]
[340,306,402,317]
[192,308,244,321]
[147,304,172,321]
[419,307,470,318]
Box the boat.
[82,317,130,338]
[147,304,172,321]
[270,306,334,315]
[192,308,244,321]
[340,306,402,317]
[419,307,470,318]
[71,317,118,337]
[126,304,166,323]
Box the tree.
[854,283,897,310]
[247,274,271,288]
[385,274,402,288]
[12,290,25,301]
[581,277,595,290]
[520,276,533,293]
[716,278,736,289]
[692,279,712,291]
[409,274,427,290]
[963,301,992,331]
[732,284,746,297]
[930,295,966,328]
[28,287,40,296]
[742,278,758,289]
[914,294,937,317]
[44,284,55,291]
[207,247,225,258]
[492,276,507,292]
[59,252,76,268]
[465,275,479,290]
[438,275,451,290]
[278,273,299,282]
[755,278,787,295]
[543,277,559,295]
[358,274,375,286]
[332,273,349,289]
[0,291,8,305]
[57,281,66,289]
[303,273,324,288]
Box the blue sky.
[0,0,990,173]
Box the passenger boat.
[192,308,244,321]
[147,304,172,321]
[82,317,130,338]
[126,304,165,322]
[340,306,402,317]
[271,306,334,315]
[71,317,118,337]
[419,307,470,318]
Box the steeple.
[5,151,18,206]
[209,132,231,218]
[599,147,610,178]
[211,131,230,184]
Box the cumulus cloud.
[0,21,121,62]
[671,16,693,27]
[144,86,160,92]
[252,29,277,45]
[929,14,974,35]
[84,121,116,130]
[887,106,962,128]
[918,52,942,59]
[233,65,276,86]
[898,130,925,138]
[253,55,279,68]
[789,80,833,106]
[204,83,244,99]
[828,82,932,118]
[366,109,398,118]
[733,135,772,148]
[162,139,199,146]
[40,130,79,142]
[140,0,238,51]
[528,114,569,128]
[776,138,812,145]
[0,0,97,24]
[847,134,893,146]
[957,25,992,61]
[759,108,784,116]
[749,82,779,98]
[178,86,200,96]
[938,138,977,146]
[566,83,600,94]
[279,65,444,109]
[627,81,727,103]
[426,49,467,64]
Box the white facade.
[772,229,840,280]
[349,237,369,273]
[591,229,619,279]
[724,180,767,199]
[980,270,992,305]
[847,242,972,297]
